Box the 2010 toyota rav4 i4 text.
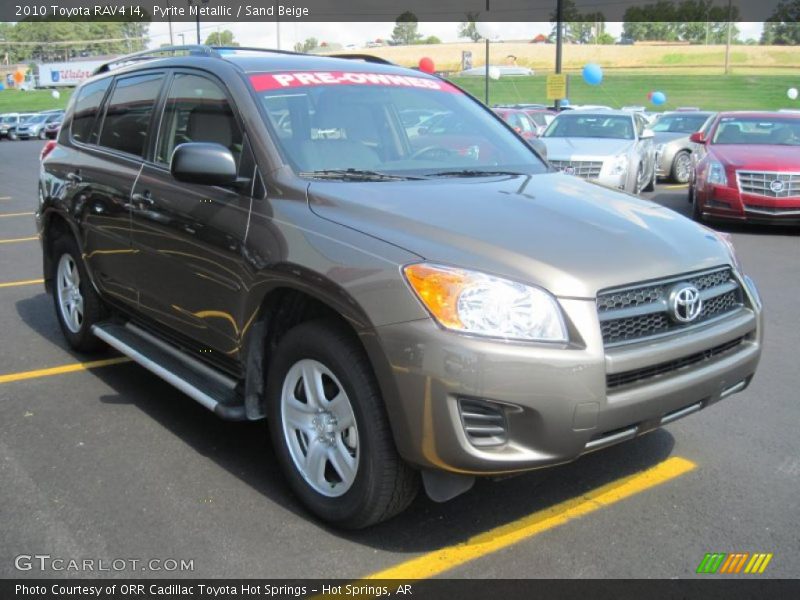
[37,46,763,528]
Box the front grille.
[458,398,508,448]
[607,336,745,389]
[551,160,603,179]
[737,171,800,198]
[597,267,744,346]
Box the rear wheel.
[8,131,17,141]
[671,151,692,184]
[51,235,106,352]
[266,319,419,528]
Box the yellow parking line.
[0,357,132,385]
[363,456,696,580]
[0,196,11,200]
[0,236,38,244]
[664,184,689,189]
[0,278,44,288]
[0,212,34,218]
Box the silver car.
[541,110,657,194]
[651,111,715,183]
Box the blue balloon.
[651,91,667,106]
[561,98,570,106]
[582,63,603,85]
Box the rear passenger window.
[98,73,164,158]
[156,73,242,166]
[71,78,111,144]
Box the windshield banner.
[249,72,460,93]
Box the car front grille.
[607,336,746,389]
[597,267,744,346]
[736,171,800,198]
[551,160,603,179]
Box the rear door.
[129,70,255,359]
[78,71,166,307]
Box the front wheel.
[8,132,17,141]
[38,129,47,140]
[671,151,692,184]
[266,320,419,528]
[51,235,107,352]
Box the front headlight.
[403,263,568,342]
[707,160,728,186]
[610,154,628,175]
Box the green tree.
[391,11,422,46]
[423,36,442,45]
[204,30,238,47]
[458,13,482,42]
[761,0,800,44]
[597,32,616,44]
[549,0,605,44]
[293,37,319,53]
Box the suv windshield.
[712,116,800,146]
[543,114,635,140]
[249,71,546,178]
[652,114,710,134]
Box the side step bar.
[91,322,246,420]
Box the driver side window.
[156,73,243,167]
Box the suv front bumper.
[374,292,762,475]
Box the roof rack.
[93,45,218,74]
[92,45,395,76]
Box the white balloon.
[488,66,501,81]
[788,88,799,100]
[51,90,60,99]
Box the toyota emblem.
[668,284,703,323]
[770,179,785,194]
[564,166,575,175]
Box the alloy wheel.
[280,359,359,497]
[56,253,84,333]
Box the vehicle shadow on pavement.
[15,293,679,552]
[91,359,677,552]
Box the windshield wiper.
[298,169,423,181]
[426,169,526,178]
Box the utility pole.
[484,37,489,105]
[555,0,564,110]
[167,0,174,45]
[724,0,733,74]
[276,21,281,50]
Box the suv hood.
[541,137,634,160]
[307,173,732,298]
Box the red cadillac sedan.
[690,111,800,224]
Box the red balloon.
[647,91,654,101]
[418,57,435,74]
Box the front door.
[130,71,253,359]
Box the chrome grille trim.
[736,170,800,198]
[551,160,603,179]
[597,267,744,346]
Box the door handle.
[131,191,154,208]
[66,171,82,184]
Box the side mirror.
[690,132,706,144]
[640,128,655,139]
[171,142,237,186]
[528,137,547,160]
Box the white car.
[541,110,657,195]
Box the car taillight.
[40,140,57,162]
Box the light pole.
[555,0,564,110]
[179,33,186,45]
[186,0,209,44]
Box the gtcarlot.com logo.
[14,554,194,572]
[696,552,773,574]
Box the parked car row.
[0,109,63,141]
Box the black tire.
[8,132,17,141]
[670,150,692,184]
[266,319,419,529]
[50,235,107,352]
[643,163,656,192]
[691,189,705,222]
[38,129,46,140]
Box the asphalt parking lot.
[0,139,798,580]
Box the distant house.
[531,34,549,44]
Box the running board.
[91,322,246,420]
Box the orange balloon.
[13,70,25,84]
